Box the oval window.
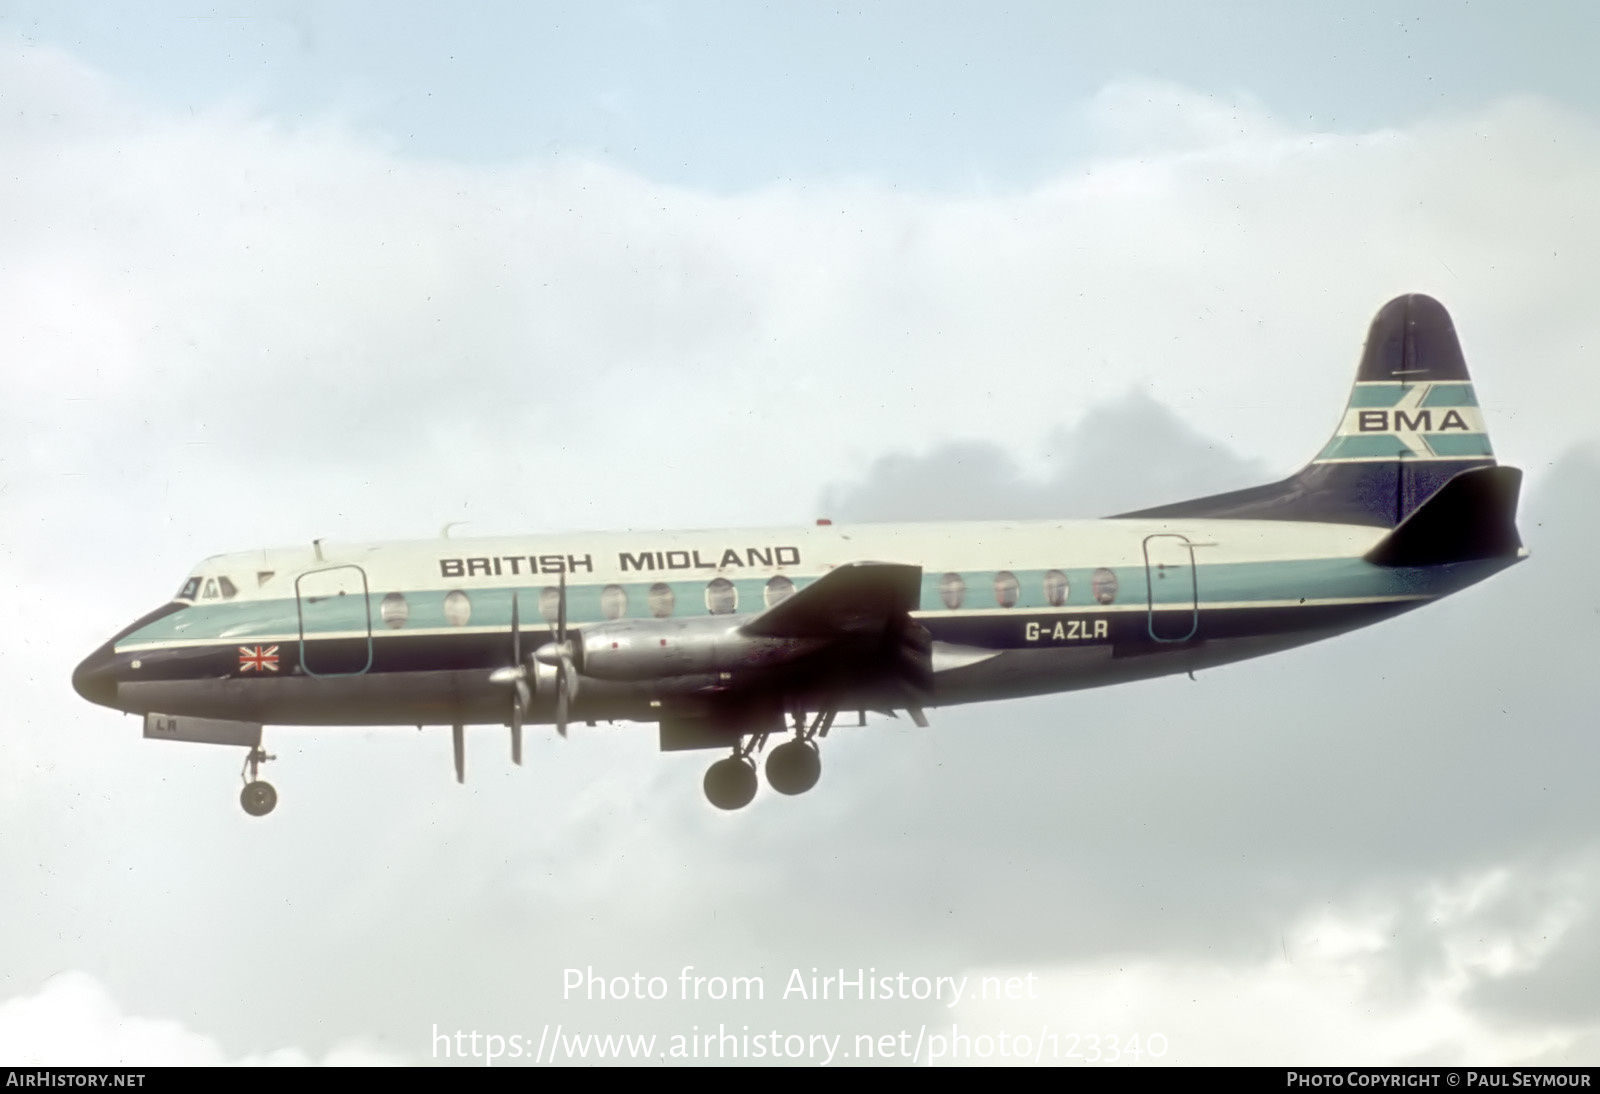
[939,572,966,610]
[1044,569,1069,608]
[379,592,410,628]
[764,575,795,608]
[1092,568,1119,605]
[443,590,472,627]
[539,587,561,623]
[994,571,1020,608]
[648,582,676,619]
[706,577,737,615]
[600,584,628,620]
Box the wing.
[739,561,923,639]
[737,561,933,713]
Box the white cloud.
[0,972,401,1066]
[4,45,1600,566]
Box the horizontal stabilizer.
[741,561,923,639]
[1364,466,1523,567]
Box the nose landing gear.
[240,745,277,817]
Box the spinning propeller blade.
[489,591,533,763]
[535,571,579,738]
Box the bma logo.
[1357,409,1472,433]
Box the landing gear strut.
[240,745,277,817]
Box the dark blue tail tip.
[1357,294,1470,383]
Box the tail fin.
[1122,294,1500,528]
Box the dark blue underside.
[103,599,1423,685]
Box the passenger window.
[539,587,561,623]
[444,590,473,626]
[648,583,675,619]
[601,584,628,620]
[939,573,966,610]
[1044,569,1069,607]
[706,577,737,615]
[380,592,409,628]
[764,575,795,608]
[994,571,1020,608]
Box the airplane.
[72,294,1525,816]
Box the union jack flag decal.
[238,645,280,673]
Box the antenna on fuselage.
[312,538,324,562]
[441,521,468,539]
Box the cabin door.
[1143,535,1198,643]
[296,565,374,676]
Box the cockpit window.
[217,576,238,599]
[177,577,201,601]
[203,579,219,600]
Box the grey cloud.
[821,389,1269,521]
[1469,889,1600,1026]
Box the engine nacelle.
[576,616,825,682]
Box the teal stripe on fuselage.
[116,556,1513,648]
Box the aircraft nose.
[72,641,119,708]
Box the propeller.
[534,571,580,738]
[488,591,531,763]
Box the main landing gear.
[703,752,758,811]
[765,738,821,796]
[702,710,835,810]
[240,745,277,817]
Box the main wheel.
[240,780,278,817]
[703,757,758,811]
[765,739,821,796]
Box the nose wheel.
[240,745,277,817]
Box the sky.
[2,0,1599,1067]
